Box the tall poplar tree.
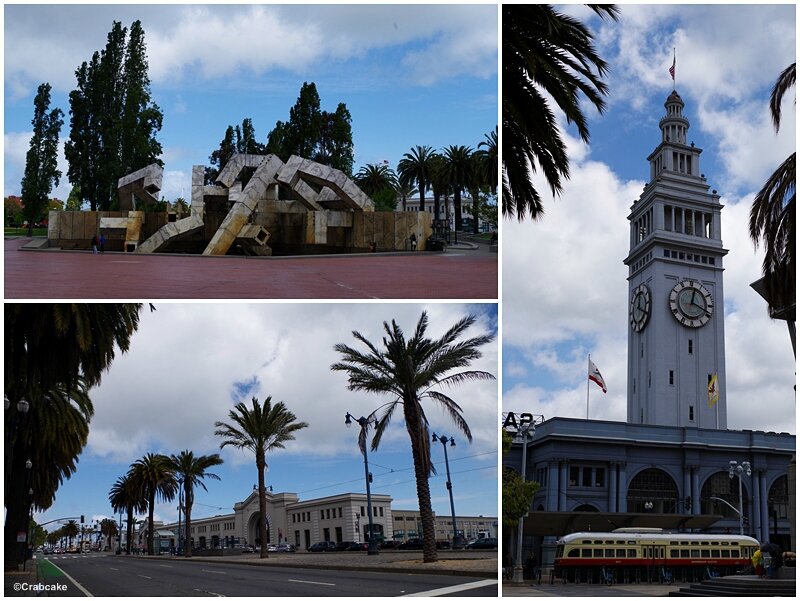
[20,83,64,236]
[65,20,162,211]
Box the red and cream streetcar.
[553,528,759,584]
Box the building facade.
[503,89,795,567]
[390,509,498,542]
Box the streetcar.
[553,528,759,584]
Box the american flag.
[669,55,676,81]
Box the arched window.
[573,504,599,512]
[768,475,788,519]
[700,472,749,518]
[627,468,678,513]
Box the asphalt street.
[40,554,498,597]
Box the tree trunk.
[405,403,438,563]
[419,183,426,213]
[257,455,269,558]
[454,189,463,232]
[433,190,441,222]
[185,484,193,558]
[3,443,28,571]
[147,492,155,555]
[471,188,480,235]
[126,506,133,553]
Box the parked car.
[335,541,356,552]
[398,538,425,550]
[466,537,497,550]
[380,540,401,550]
[436,540,451,550]
[275,543,296,553]
[346,542,370,551]
[266,543,279,552]
[308,541,337,552]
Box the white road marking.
[109,567,119,571]
[288,578,336,587]
[202,569,227,575]
[158,563,175,568]
[194,589,226,597]
[402,579,498,597]
[138,575,152,580]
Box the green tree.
[288,82,322,159]
[501,431,538,530]
[167,450,224,558]
[331,311,495,563]
[5,196,24,226]
[429,154,450,222]
[372,187,398,212]
[442,145,474,232]
[109,472,146,554]
[130,453,177,555]
[395,181,417,213]
[99,517,119,551]
[62,520,79,548]
[398,145,436,213]
[355,163,398,197]
[214,397,308,558]
[318,103,354,175]
[64,187,83,211]
[206,125,237,184]
[20,83,64,236]
[503,4,618,220]
[477,127,498,194]
[750,62,795,334]
[65,21,163,211]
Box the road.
[40,554,498,597]
[4,238,498,300]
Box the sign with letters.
[502,412,545,433]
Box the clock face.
[629,283,651,332]
[669,279,713,327]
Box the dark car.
[380,540,401,550]
[346,542,370,551]
[466,537,498,550]
[335,541,356,552]
[398,538,425,550]
[436,540,451,550]
[308,541,337,553]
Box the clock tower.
[624,89,728,429]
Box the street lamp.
[729,461,751,535]
[345,412,379,555]
[432,432,463,549]
[512,422,535,584]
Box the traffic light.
[368,472,373,483]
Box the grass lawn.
[4,228,47,236]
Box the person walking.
[91,234,99,254]
[99,232,106,253]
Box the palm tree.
[109,472,147,554]
[354,163,398,197]
[477,127,498,195]
[503,4,618,220]
[749,62,795,352]
[398,145,436,213]
[100,518,118,551]
[395,181,417,213]
[442,145,474,232]
[331,311,496,563]
[63,520,79,549]
[130,453,177,555]
[168,450,224,558]
[429,154,450,223]
[214,397,308,558]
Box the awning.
[154,529,175,537]
[522,511,724,537]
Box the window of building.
[633,378,636,393]
[570,466,579,486]
[669,370,674,385]
[582,468,592,487]
[338,508,343,518]
[379,507,384,517]
[689,405,694,422]
[595,468,605,487]
[688,339,693,355]
[361,507,365,516]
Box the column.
[753,470,762,541]
[559,462,568,511]
[618,463,627,512]
[759,472,769,543]
[683,466,692,513]
[547,461,558,512]
[608,462,617,513]
[692,469,700,515]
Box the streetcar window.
[593,540,603,545]
[721,550,730,558]
[568,549,580,557]
[701,550,710,558]
[616,549,626,558]
[731,550,740,558]
[731,541,739,546]
[680,541,689,546]
[691,550,700,558]
[711,550,720,558]
[690,541,699,545]
[670,550,679,558]
[605,549,615,558]
[581,540,591,544]
[660,548,665,558]
[605,540,614,545]
[701,541,709,546]
[680,550,690,558]
[627,541,636,545]
[594,549,603,558]
[628,549,637,558]
[581,548,592,558]
[670,541,678,546]
[710,541,719,546]
[721,542,729,546]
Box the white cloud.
[86,304,498,466]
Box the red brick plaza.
[4,238,497,300]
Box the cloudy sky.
[4,3,497,202]
[503,4,796,435]
[36,303,498,532]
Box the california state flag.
[707,374,719,408]
[589,358,607,393]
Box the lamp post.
[345,412,379,555]
[729,461,751,535]
[432,432,463,549]
[117,511,123,554]
[512,422,535,583]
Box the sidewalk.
[4,560,39,597]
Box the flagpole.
[673,47,676,89]
[586,354,590,420]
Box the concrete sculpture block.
[118,164,163,211]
